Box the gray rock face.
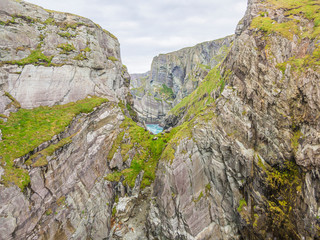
[130,36,234,123]
[0,102,125,239]
[0,1,135,239]
[147,0,320,239]
[0,0,130,115]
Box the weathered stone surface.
[130,36,234,123]
[0,102,125,239]
[148,0,320,239]
[0,0,129,113]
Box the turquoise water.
[146,124,163,134]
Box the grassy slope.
[105,116,182,189]
[170,66,229,118]
[250,0,320,72]
[0,96,108,190]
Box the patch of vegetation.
[193,191,204,203]
[2,49,53,67]
[205,183,211,194]
[39,34,45,42]
[58,32,77,39]
[161,120,193,163]
[131,86,145,97]
[4,92,21,109]
[237,198,247,212]
[212,45,231,63]
[169,66,230,120]
[15,46,26,52]
[257,155,303,237]
[158,84,174,101]
[56,196,66,206]
[45,209,53,216]
[253,0,320,73]
[105,115,182,189]
[276,45,320,73]
[73,47,91,61]
[291,130,303,153]
[73,52,86,61]
[103,29,118,40]
[112,206,117,216]
[125,103,138,120]
[251,16,299,40]
[58,43,76,55]
[269,0,320,38]
[108,56,119,62]
[60,22,82,31]
[0,96,108,191]
[44,17,55,25]
[26,136,72,167]
[198,63,211,71]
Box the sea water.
[146,124,163,134]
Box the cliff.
[130,36,234,123]
[0,0,133,239]
[148,0,320,239]
[0,0,130,116]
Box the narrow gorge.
[0,0,319,239]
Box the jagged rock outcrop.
[0,102,125,239]
[130,36,234,123]
[0,0,130,116]
[148,0,320,239]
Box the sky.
[26,0,248,73]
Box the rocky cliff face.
[130,36,234,123]
[148,0,320,239]
[1,0,320,239]
[0,1,134,239]
[0,0,130,116]
[0,102,125,239]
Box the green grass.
[237,199,247,212]
[291,130,303,153]
[250,16,299,40]
[58,43,76,55]
[276,45,320,72]
[0,96,108,190]
[44,18,55,25]
[105,116,181,189]
[107,56,119,62]
[252,2,320,40]
[251,0,320,73]
[60,22,82,31]
[73,47,91,61]
[58,32,77,38]
[4,92,21,109]
[2,49,53,66]
[25,136,73,167]
[193,191,204,203]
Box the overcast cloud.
[26,0,248,73]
